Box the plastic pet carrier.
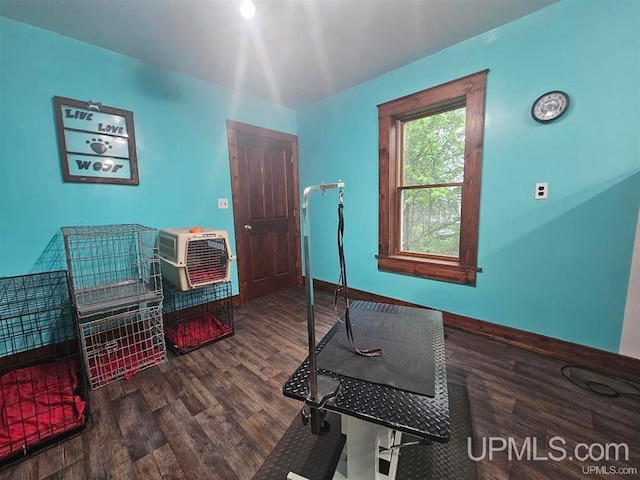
[158,228,233,291]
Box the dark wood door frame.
[226,120,303,305]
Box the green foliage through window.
[400,107,466,256]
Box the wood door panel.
[268,150,289,218]
[262,150,276,218]
[243,145,266,221]
[249,234,270,281]
[274,231,292,276]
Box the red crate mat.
[189,267,227,285]
[0,360,86,458]
[89,336,163,386]
[165,312,232,350]
[187,266,226,286]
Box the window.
[377,70,487,285]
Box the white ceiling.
[0,0,558,108]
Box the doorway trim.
[226,120,303,305]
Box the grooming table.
[280,301,452,479]
[253,385,475,480]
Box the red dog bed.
[165,312,232,351]
[88,338,164,388]
[0,359,86,459]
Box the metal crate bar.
[162,280,234,354]
[79,305,166,389]
[0,271,89,467]
[61,224,163,318]
[0,271,74,357]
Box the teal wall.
[1,0,639,354]
[0,16,297,294]
[298,0,640,353]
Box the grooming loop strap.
[336,201,382,358]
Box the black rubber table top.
[283,301,450,442]
[316,308,435,397]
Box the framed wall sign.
[53,96,139,185]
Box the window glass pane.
[400,186,461,256]
[403,107,466,186]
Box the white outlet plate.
[535,183,548,200]
[218,198,229,209]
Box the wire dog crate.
[79,305,166,389]
[162,280,234,354]
[60,224,163,318]
[159,228,232,291]
[0,271,89,467]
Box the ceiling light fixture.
[240,0,256,20]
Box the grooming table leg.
[287,473,310,480]
[339,416,401,480]
[343,415,376,479]
[377,428,402,479]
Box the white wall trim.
[620,208,640,359]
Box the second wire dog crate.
[61,223,166,389]
[60,224,163,318]
[78,305,166,389]
[162,280,234,355]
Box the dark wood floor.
[2,287,639,479]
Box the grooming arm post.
[302,182,343,435]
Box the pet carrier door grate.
[158,228,233,291]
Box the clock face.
[532,91,569,123]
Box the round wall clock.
[531,91,569,123]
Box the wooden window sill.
[377,254,479,286]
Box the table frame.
[283,300,450,442]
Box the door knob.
[244,224,252,230]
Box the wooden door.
[227,121,301,302]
